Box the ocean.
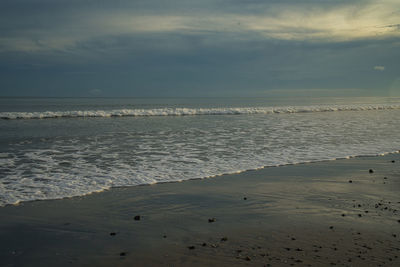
[0,96,399,206]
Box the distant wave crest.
[1,104,400,119]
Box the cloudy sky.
[0,0,399,97]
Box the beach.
[1,153,399,266]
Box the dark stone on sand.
[364,210,369,213]
[243,197,247,200]
[208,218,216,223]
[391,160,395,163]
[188,246,195,250]
[202,243,207,247]
[358,214,362,217]
[369,169,374,173]
[291,237,296,240]
[348,180,352,183]
[341,214,346,217]
[110,232,116,236]
[398,220,400,223]
[134,215,141,221]
[120,252,126,256]
[295,248,303,251]
[245,256,251,261]
[285,247,291,251]
[329,226,334,229]
[163,235,167,238]
[384,177,387,179]
[221,237,228,242]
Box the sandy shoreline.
[1,154,399,266]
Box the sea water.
[0,97,399,206]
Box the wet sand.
[0,153,399,266]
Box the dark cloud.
[0,0,399,96]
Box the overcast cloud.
[0,0,399,96]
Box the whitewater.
[1,103,400,119]
[0,97,399,206]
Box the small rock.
[202,242,207,247]
[243,197,247,200]
[329,226,334,229]
[291,237,296,240]
[358,214,362,217]
[245,256,251,261]
[348,180,353,183]
[110,232,116,236]
[341,214,346,217]
[163,235,167,238]
[384,177,387,179]
[120,252,126,256]
[369,169,374,173]
[208,218,216,223]
[391,160,395,163]
[134,215,141,221]
[188,246,195,250]
[221,237,228,242]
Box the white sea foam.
[1,104,400,119]
[0,105,399,207]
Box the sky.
[0,0,399,97]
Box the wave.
[1,103,400,120]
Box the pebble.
[120,252,126,256]
[221,237,228,242]
[348,180,353,183]
[208,218,216,223]
[188,246,195,250]
[110,232,116,236]
[134,215,141,221]
[369,169,374,173]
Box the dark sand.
[1,154,399,266]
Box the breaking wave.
[1,104,400,120]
